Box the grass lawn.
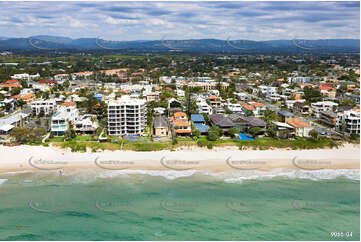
[49,134,341,152]
[48,137,64,142]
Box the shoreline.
[0,144,359,173]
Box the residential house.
[248,101,266,117]
[319,110,337,126]
[51,102,79,136]
[171,112,192,136]
[208,95,222,108]
[311,101,338,118]
[153,115,169,137]
[209,114,235,133]
[278,110,295,123]
[293,102,310,115]
[286,118,312,137]
[0,112,29,135]
[31,99,57,116]
[191,114,209,134]
[271,121,295,139]
[74,114,98,135]
[336,109,360,135]
[197,102,213,115]
[228,114,266,132]
[224,103,244,114]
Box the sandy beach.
[0,143,359,173]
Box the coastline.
[0,143,359,173]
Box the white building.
[336,109,360,135]
[234,92,250,101]
[11,73,40,80]
[197,102,213,115]
[287,77,311,84]
[311,101,338,118]
[51,102,79,136]
[225,103,244,114]
[107,95,147,136]
[31,99,57,116]
[74,114,98,135]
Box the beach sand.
[0,143,359,173]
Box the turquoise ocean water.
[0,169,359,241]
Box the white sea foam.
[223,169,360,183]
[0,179,8,185]
[0,169,359,184]
[92,168,360,182]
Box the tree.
[64,121,76,141]
[228,127,239,138]
[207,130,219,141]
[309,129,319,140]
[249,127,262,137]
[266,124,277,138]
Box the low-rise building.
[74,114,98,135]
[271,121,295,139]
[31,99,57,116]
[153,115,169,137]
[171,112,192,136]
[311,101,338,118]
[336,109,360,135]
[293,102,310,115]
[51,102,79,136]
[319,110,337,126]
[286,118,312,137]
[0,112,29,135]
[197,102,213,115]
[191,114,209,134]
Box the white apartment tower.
[107,95,147,136]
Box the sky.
[0,1,359,41]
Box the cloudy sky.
[0,1,359,40]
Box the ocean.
[0,169,359,241]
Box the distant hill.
[0,36,358,53]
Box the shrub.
[197,139,208,147]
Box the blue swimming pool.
[237,133,254,140]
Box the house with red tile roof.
[286,118,312,137]
[171,112,191,136]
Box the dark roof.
[228,114,250,125]
[209,114,235,128]
[191,114,205,123]
[240,116,267,127]
[153,116,168,129]
[278,110,294,117]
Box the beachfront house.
[153,115,169,137]
[51,102,79,136]
[286,118,312,137]
[171,112,192,136]
[191,114,209,134]
[209,114,235,133]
